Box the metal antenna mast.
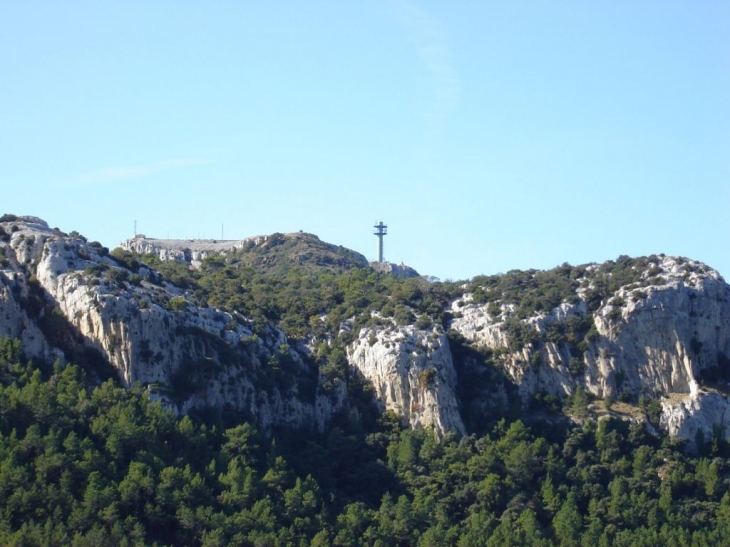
[134,220,137,236]
[373,221,387,263]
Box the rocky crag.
[348,321,465,436]
[449,256,730,441]
[0,217,345,432]
[2,215,729,443]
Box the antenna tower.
[373,221,387,263]
[134,220,137,236]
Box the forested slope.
[1,339,730,546]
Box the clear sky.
[2,1,728,281]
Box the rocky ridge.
[121,234,268,269]
[0,216,344,431]
[122,231,370,274]
[2,215,730,444]
[449,256,730,441]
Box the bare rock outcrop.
[449,298,586,400]
[0,216,341,432]
[348,322,465,437]
[369,262,420,278]
[449,256,730,442]
[121,235,269,269]
[660,388,730,443]
[585,259,728,398]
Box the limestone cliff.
[449,256,730,442]
[0,216,342,431]
[4,216,730,444]
[348,321,465,437]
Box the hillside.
[1,214,730,544]
[1,214,729,441]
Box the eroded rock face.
[0,217,340,432]
[449,299,585,401]
[586,261,729,398]
[660,389,730,443]
[448,256,730,442]
[348,322,465,437]
[0,273,62,365]
[4,217,730,443]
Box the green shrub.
[166,296,189,313]
[414,314,433,330]
[393,306,414,326]
[87,241,109,256]
[568,357,585,376]
[106,268,129,284]
[487,301,501,319]
[418,368,437,388]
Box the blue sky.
[2,1,728,281]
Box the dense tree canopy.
[0,338,729,546]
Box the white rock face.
[449,256,730,442]
[369,262,420,278]
[449,298,510,348]
[348,322,465,437]
[661,390,730,442]
[121,235,269,269]
[0,218,66,363]
[0,218,341,432]
[587,259,729,399]
[0,274,62,364]
[449,298,586,401]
